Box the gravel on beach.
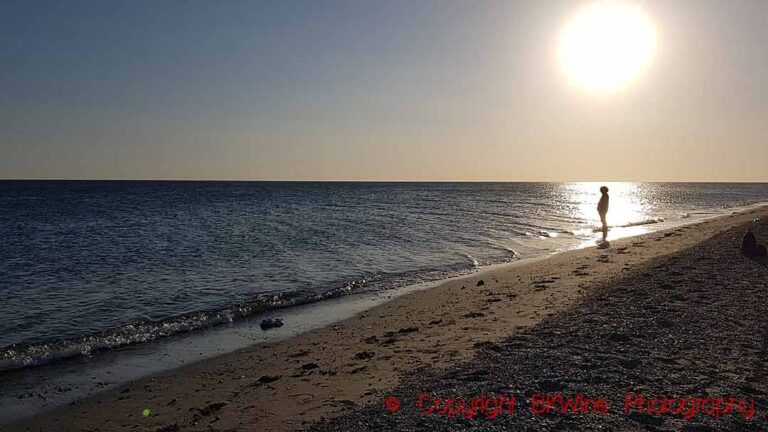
[311,221,768,431]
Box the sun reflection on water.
[564,182,657,242]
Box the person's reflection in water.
[597,186,609,241]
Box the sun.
[559,2,656,92]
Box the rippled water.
[1,181,766,371]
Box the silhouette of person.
[597,186,609,241]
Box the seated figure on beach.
[597,186,609,241]
[741,230,757,255]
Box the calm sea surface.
[1,181,767,371]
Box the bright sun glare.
[559,2,656,92]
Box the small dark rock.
[192,401,228,417]
[260,318,284,331]
[380,337,398,346]
[255,375,282,386]
[354,351,375,360]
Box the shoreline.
[4,200,763,375]
[311,210,768,431]
[5,204,768,431]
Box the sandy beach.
[6,205,768,432]
[5,0,768,430]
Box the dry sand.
[6,205,768,432]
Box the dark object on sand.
[354,351,375,360]
[260,318,284,331]
[741,231,757,255]
[757,244,768,257]
[256,375,282,386]
[476,280,485,286]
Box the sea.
[1,181,767,423]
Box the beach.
[313,208,768,431]
[5,0,768,429]
[6,204,767,431]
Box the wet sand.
[6,205,768,432]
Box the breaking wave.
[0,254,523,373]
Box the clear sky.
[1,0,766,181]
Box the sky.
[1,0,767,181]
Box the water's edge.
[5,201,762,375]
[1,201,765,426]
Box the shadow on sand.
[748,255,768,269]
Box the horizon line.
[2,178,768,184]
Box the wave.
[0,285,357,373]
[463,253,480,268]
[620,217,666,227]
[525,230,560,238]
[501,246,521,259]
[536,230,559,238]
[0,256,522,374]
[590,217,666,232]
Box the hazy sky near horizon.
[2,0,767,181]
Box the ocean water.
[1,181,767,372]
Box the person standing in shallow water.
[597,186,609,241]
